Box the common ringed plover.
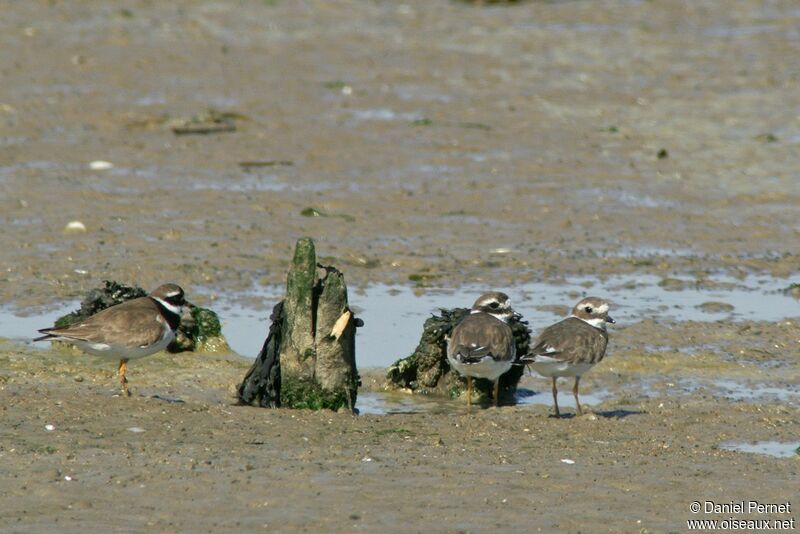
[446,292,517,407]
[35,283,192,396]
[521,296,614,417]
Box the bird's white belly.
[448,356,513,380]
[529,361,594,378]
[70,330,175,361]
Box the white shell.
[89,160,114,170]
[63,221,87,234]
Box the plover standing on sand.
[521,297,614,417]
[446,292,517,407]
[35,283,192,396]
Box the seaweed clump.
[52,280,228,353]
[55,281,146,328]
[386,308,530,404]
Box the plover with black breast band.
[446,291,517,407]
[35,283,193,396]
[521,296,615,417]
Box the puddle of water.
[606,246,697,258]
[675,378,800,406]
[349,108,423,122]
[0,305,74,347]
[211,274,798,365]
[0,136,29,147]
[392,85,451,103]
[2,274,798,369]
[719,441,800,458]
[3,275,797,416]
[711,379,799,404]
[357,391,458,415]
[190,175,348,194]
[579,187,678,209]
[513,22,626,33]
[134,92,167,106]
[214,285,471,363]
[704,25,779,38]
[0,216,44,226]
[190,174,287,192]
[356,380,609,415]
[515,381,612,410]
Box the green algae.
[280,373,350,411]
[184,307,229,352]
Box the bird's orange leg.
[118,359,130,397]
[467,376,472,409]
[573,376,582,416]
[493,380,500,407]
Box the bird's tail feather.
[453,344,492,363]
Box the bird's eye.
[489,302,500,309]
[584,306,593,313]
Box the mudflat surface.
[2,0,800,305]
[0,339,797,533]
[1,0,799,532]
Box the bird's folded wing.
[40,305,167,348]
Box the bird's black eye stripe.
[489,302,500,309]
[584,306,593,313]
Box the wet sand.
[1,0,799,531]
[1,332,798,532]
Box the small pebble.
[561,458,575,465]
[127,427,145,433]
[45,424,55,431]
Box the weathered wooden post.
[238,238,360,411]
[280,237,318,380]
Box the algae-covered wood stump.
[237,238,360,411]
[386,308,530,405]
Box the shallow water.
[719,441,800,458]
[2,274,797,416]
[356,381,610,416]
[214,274,798,365]
[3,274,797,367]
[652,377,800,409]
